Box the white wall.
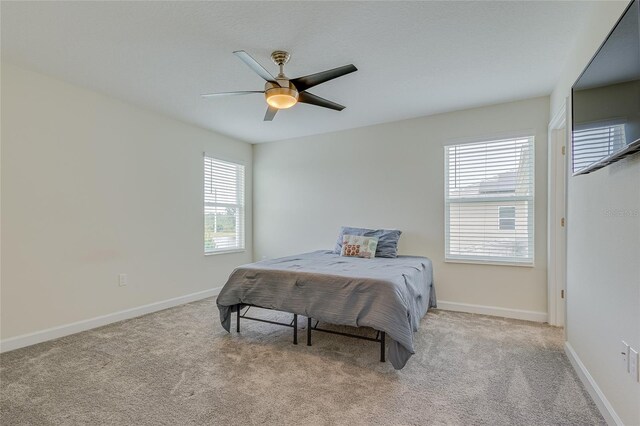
[254,96,549,317]
[550,2,640,425]
[1,64,253,341]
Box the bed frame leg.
[293,314,298,345]
[307,317,312,346]
[236,304,241,333]
[380,331,386,362]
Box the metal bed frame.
[236,303,386,362]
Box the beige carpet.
[1,297,603,425]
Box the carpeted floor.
[1,297,604,425]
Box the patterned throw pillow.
[340,234,379,259]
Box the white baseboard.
[0,287,222,353]
[436,300,548,323]
[564,342,622,426]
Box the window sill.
[445,258,534,268]
[205,249,246,256]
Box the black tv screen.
[572,0,640,175]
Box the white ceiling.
[1,1,596,143]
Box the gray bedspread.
[216,250,436,369]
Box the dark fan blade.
[201,91,263,98]
[291,64,357,92]
[297,92,345,111]
[233,50,276,82]
[264,106,278,121]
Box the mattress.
[216,250,436,369]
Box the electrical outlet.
[621,341,630,371]
[630,348,639,381]
[118,274,128,287]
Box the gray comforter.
[216,250,436,369]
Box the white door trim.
[547,101,567,327]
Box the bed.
[216,250,436,369]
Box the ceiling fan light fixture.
[202,50,357,120]
[265,85,299,109]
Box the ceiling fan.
[201,50,357,121]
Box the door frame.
[547,101,568,327]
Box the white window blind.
[445,136,534,265]
[572,123,626,174]
[204,156,245,254]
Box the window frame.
[203,154,246,255]
[444,135,535,267]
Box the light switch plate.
[630,348,639,381]
[622,341,630,371]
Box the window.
[445,136,534,265]
[498,206,516,230]
[204,156,245,254]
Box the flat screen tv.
[571,0,640,175]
